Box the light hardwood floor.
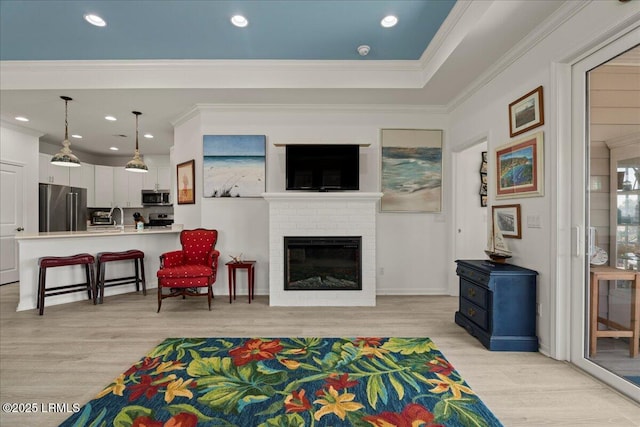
[1,283,639,426]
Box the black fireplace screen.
[284,236,362,291]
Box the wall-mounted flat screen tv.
[286,144,359,191]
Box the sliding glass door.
[571,32,639,401]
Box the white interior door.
[0,162,24,284]
[454,140,489,260]
[451,140,489,295]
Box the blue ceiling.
[0,0,456,61]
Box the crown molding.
[445,1,590,112]
[172,102,447,127]
[0,119,45,137]
[0,58,424,90]
[417,0,491,87]
[604,131,640,149]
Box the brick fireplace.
[263,192,382,306]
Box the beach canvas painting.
[381,129,442,212]
[203,135,266,198]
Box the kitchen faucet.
[108,206,124,230]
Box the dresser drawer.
[456,265,490,287]
[459,298,488,331]
[460,279,488,309]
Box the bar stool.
[37,253,96,315]
[96,250,146,304]
[589,266,640,358]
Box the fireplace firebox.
[284,236,361,291]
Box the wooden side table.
[589,266,639,358]
[226,261,256,304]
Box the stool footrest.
[102,276,141,287]
[44,283,93,297]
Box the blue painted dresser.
[455,259,539,351]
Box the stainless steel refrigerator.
[39,183,88,232]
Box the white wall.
[1,123,41,233]
[173,106,450,298]
[447,0,638,356]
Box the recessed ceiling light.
[15,116,29,122]
[143,133,154,139]
[381,15,398,28]
[231,15,248,27]
[84,14,106,27]
[109,147,119,151]
[71,134,82,139]
[105,115,117,121]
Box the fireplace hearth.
[284,236,361,291]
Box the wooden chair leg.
[88,263,96,305]
[139,258,147,296]
[157,285,162,313]
[134,260,140,292]
[38,267,46,315]
[99,262,107,304]
[84,263,92,300]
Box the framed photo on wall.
[509,86,544,137]
[380,129,443,213]
[202,135,266,198]
[177,159,195,205]
[479,151,488,207]
[492,204,521,239]
[495,131,544,199]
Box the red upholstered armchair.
[156,229,220,312]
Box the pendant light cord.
[64,98,69,140]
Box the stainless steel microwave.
[141,190,171,206]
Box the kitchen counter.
[15,225,184,312]
[17,224,182,240]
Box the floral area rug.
[60,337,503,427]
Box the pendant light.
[51,96,81,167]
[125,111,148,173]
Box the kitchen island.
[15,226,182,312]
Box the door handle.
[16,227,24,232]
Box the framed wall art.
[480,151,488,207]
[177,159,195,205]
[203,135,266,198]
[492,204,521,239]
[509,86,544,137]
[496,131,544,199]
[380,129,442,213]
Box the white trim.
[550,61,573,361]
[262,192,383,203]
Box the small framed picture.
[509,86,544,137]
[177,159,195,205]
[492,204,521,239]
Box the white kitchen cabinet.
[143,166,171,191]
[157,166,171,189]
[113,168,144,207]
[70,163,95,207]
[39,153,70,186]
[94,165,114,208]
